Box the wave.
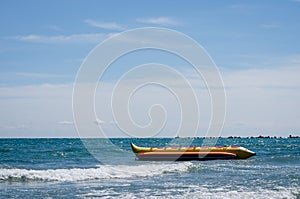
[181,187,300,199]
[80,185,299,199]
[0,162,192,182]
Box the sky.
[0,0,300,138]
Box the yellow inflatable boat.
[131,143,256,161]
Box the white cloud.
[0,124,26,129]
[16,72,66,78]
[221,66,300,89]
[0,83,75,137]
[136,17,180,26]
[0,83,72,99]
[13,33,112,44]
[58,121,74,125]
[0,56,300,137]
[84,19,125,30]
[94,118,105,125]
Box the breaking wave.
[0,162,192,182]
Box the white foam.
[182,187,299,199]
[0,162,192,182]
[80,186,299,199]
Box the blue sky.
[0,0,300,137]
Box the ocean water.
[0,138,299,199]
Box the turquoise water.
[0,138,299,198]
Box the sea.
[0,138,299,199]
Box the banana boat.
[131,143,256,161]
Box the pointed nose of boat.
[242,148,256,159]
